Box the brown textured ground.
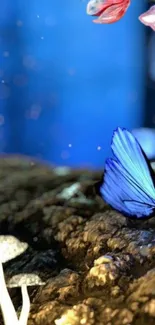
[0,156,155,325]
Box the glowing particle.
[16,20,23,27]
[97,146,102,150]
[61,151,70,160]
[33,236,38,242]
[68,144,72,148]
[23,55,36,70]
[0,115,4,126]
[68,68,76,76]
[3,51,9,57]
[27,104,42,120]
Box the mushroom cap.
[0,235,28,263]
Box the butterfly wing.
[100,127,155,218]
[124,201,154,217]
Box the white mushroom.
[0,235,46,325]
[0,261,30,325]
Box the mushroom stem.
[19,285,30,325]
[0,262,30,325]
[0,261,19,324]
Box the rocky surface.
[0,155,155,325]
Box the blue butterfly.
[98,127,155,219]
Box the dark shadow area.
[144,2,155,128]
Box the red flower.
[86,0,130,24]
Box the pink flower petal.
[86,0,122,16]
[87,0,130,24]
[139,5,155,31]
[93,1,130,24]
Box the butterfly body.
[98,128,155,219]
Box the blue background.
[0,0,146,168]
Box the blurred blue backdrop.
[0,0,146,168]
